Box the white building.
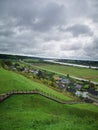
[75,91,88,98]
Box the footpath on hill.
[0,90,84,104]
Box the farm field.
[0,68,72,101]
[34,63,98,82]
[0,94,98,130]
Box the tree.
[0,60,5,68]
[67,74,69,78]
[4,60,12,66]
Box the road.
[32,64,98,85]
[22,61,98,85]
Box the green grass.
[0,95,98,130]
[35,64,98,82]
[0,66,98,130]
[0,68,71,101]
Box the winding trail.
[0,90,84,104]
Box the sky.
[0,0,98,60]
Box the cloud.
[64,24,93,37]
[0,0,98,60]
[88,0,98,22]
[0,0,66,32]
[32,3,66,32]
[83,37,98,60]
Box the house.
[75,91,88,98]
[23,68,28,72]
[75,84,82,90]
[61,78,70,84]
[66,86,76,93]
[87,89,98,98]
[57,82,65,89]
[87,90,98,103]
[33,70,39,75]
[58,78,70,84]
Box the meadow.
[0,94,98,130]
[0,68,72,101]
[34,63,98,82]
[0,62,98,130]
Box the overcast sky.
[0,0,98,60]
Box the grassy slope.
[36,64,98,82]
[0,68,71,100]
[0,95,98,130]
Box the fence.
[0,89,84,104]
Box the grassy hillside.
[35,64,98,82]
[0,64,98,130]
[0,68,72,101]
[0,95,98,130]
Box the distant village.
[3,60,98,104]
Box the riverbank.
[44,60,98,69]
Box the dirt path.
[0,90,84,104]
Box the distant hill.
[0,53,98,67]
[0,53,43,60]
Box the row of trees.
[0,60,12,68]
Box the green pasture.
[0,68,71,101]
[0,95,98,130]
[35,64,98,82]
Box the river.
[44,60,98,69]
[44,60,98,85]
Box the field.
[0,63,98,130]
[0,68,72,101]
[0,94,98,130]
[34,63,98,82]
